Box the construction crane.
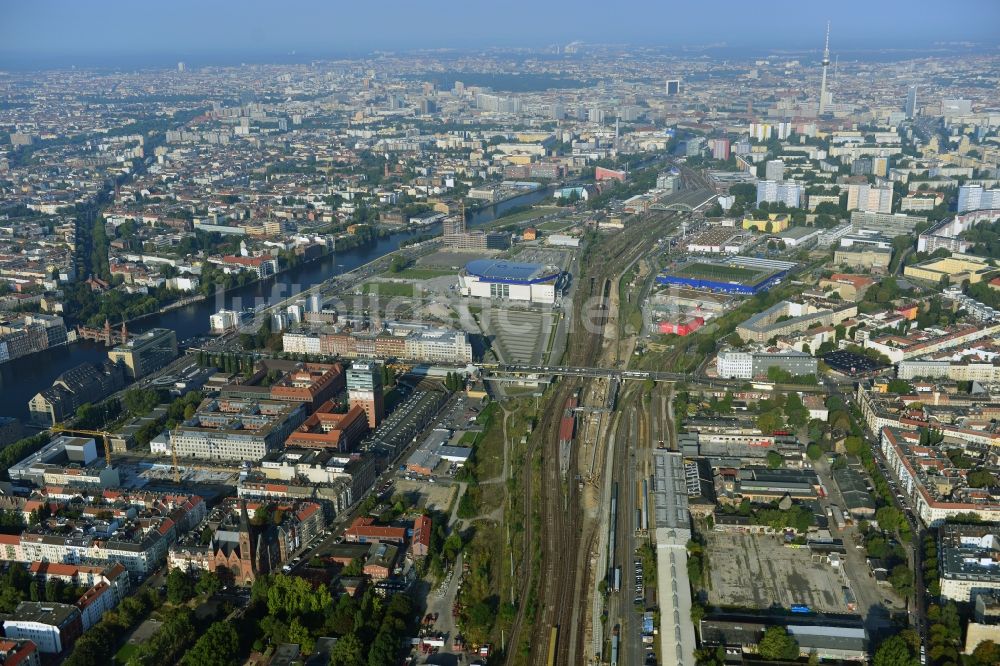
[50,426,114,468]
[51,425,186,484]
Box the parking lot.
[417,250,485,270]
[515,246,574,272]
[394,478,457,512]
[482,308,555,364]
[705,531,849,613]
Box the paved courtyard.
[705,531,849,613]
[482,308,554,364]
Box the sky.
[1,0,999,68]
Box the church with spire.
[167,499,325,586]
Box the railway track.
[507,210,678,665]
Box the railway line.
[510,163,726,665]
[511,216,663,665]
[507,206,686,665]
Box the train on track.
[547,625,559,666]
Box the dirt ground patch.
[395,479,457,512]
[705,531,850,613]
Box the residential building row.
[0,489,206,576]
[167,499,324,586]
[282,324,473,364]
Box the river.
[0,188,552,420]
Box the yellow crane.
[51,425,183,484]
[50,426,114,468]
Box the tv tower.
[818,21,831,115]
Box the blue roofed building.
[458,259,562,304]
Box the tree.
[757,410,784,435]
[844,435,864,457]
[972,640,1000,666]
[341,557,364,577]
[328,633,364,666]
[889,564,915,600]
[757,626,799,660]
[287,617,315,654]
[367,628,398,666]
[195,571,222,597]
[181,621,239,666]
[806,442,822,460]
[887,379,914,394]
[967,470,998,488]
[873,634,919,666]
[123,388,161,416]
[784,393,808,427]
[766,450,783,469]
[166,567,195,605]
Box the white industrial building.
[458,259,561,304]
[209,309,242,333]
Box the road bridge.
[480,363,831,393]
[649,188,717,212]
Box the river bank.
[0,186,555,420]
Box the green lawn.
[116,643,139,664]
[673,262,768,284]
[359,282,416,298]
[394,268,455,280]
[537,219,570,231]
[459,431,479,445]
[491,207,547,225]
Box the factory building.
[458,259,562,304]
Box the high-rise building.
[765,160,785,182]
[942,99,972,117]
[846,183,893,214]
[665,79,681,96]
[756,180,803,209]
[106,328,178,380]
[348,362,384,429]
[749,123,772,142]
[177,61,186,73]
[958,184,1000,213]
[818,22,832,115]
[905,85,918,119]
[710,139,730,161]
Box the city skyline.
[2,0,1000,68]
[2,5,1000,666]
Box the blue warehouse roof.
[465,259,560,284]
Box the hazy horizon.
[2,0,998,70]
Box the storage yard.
[705,532,850,614]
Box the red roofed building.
[285,402,369,452]
[595,166,627,182]
[557,396,579,449]
[24,562,130,632]
[215,255,278,278]
[411,515,432,558]
[0,639,40,666]
[820,273,876,301]
[344,516,406,545]
[269,364,345,411]
[896,303,919,321]
[657,316,705,336]
[0,534,23,561]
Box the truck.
[830,504,846,530]
[613,566,621,593]
[843,586,857,612]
